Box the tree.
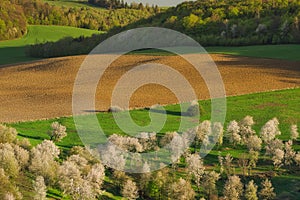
[58,161,95,200]
[3,193,15,200]
[290,125,299,141]
[248,150,259,175]
[272,148,284,169]
[33,176,47,200]
[121,179,139,200]
[245,135,262,151]
[238,153,249,177]
[212,122,224,146]
[186,153,205,191]
[0,124,17,143]
[168,178,195,200]
[223,175,244,200]
[0,143,20,177]
[294,152,300,166]
[245,180,258,200]
[226,120,241,146]
[48,122,67,142]
[0,168,22,200]
[29,140,60,181]
[239,116,256,143]
[12,144,29,169]
[265,138,284,157]
[186,100,200,117]
[224,153,234,176]
[86,163,105,196]
[260,118,281,144]
[196,120,211,145]
[284,140,296,166]
[202,171,220,198]
[259,179,276,200]
[108,134,143,153]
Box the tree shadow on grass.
[18,133,45,140]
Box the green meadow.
[0,25,100,65]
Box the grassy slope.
[206,44,300,61]
[11,88,299,147]
[132,44,300,61]
[43,0,102,9]
[0,25,100,65]
[9,88,300,198]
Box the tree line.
[88,0,160,11]
[27,0,300,58]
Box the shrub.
[108,106,124,113]
[186,100,200,117]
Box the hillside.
[0,25,100,65]
[27,0,300,58]
[0,0,27,40]
[0,0,157,42]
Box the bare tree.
[224,153,234,176]
[238,153,249,177]
[259,179,276,200]
[248,150,259,175]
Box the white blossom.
[284,140,296,166]
[48,122,67,142]
[260,118,281,144]
[259,179,276,200]
[33,176,47,200]
[121,179,139,200]
[245,135,262,151]
[290,125,299,141]
[223,175,243,200]
[227,120,241,145]
[272,149,284,169]
[245,180,258,200]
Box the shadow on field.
[18,133,44,140]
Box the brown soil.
[0,54,299,123]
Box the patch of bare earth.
[0,54,299,122]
